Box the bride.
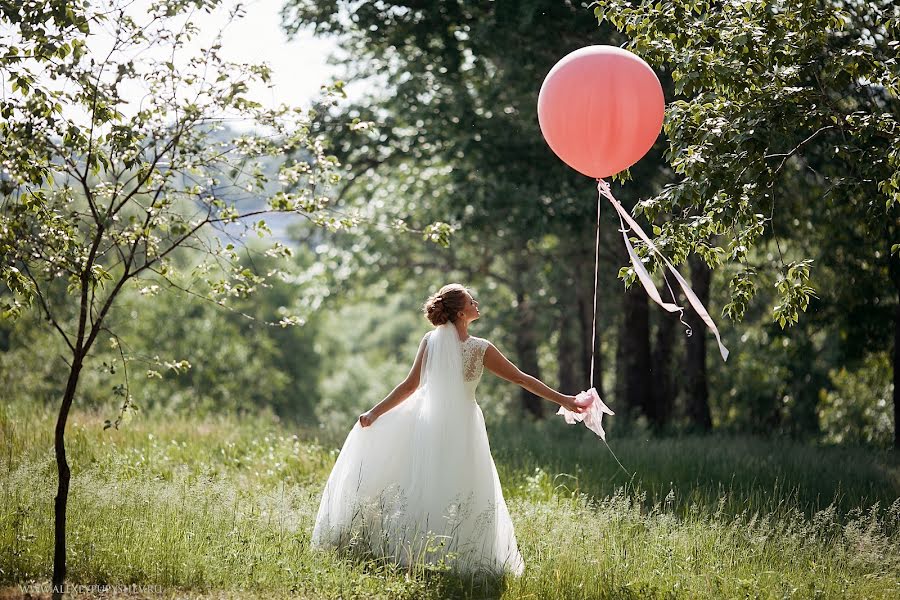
[310,283,587,578]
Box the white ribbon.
[598,179,729,362]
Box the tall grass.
[487,416,900,520]
[1,400,898,598]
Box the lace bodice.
[460,336,490,382]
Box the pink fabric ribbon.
[597,179,729,362]
[555,388,614,441]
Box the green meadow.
[3,0,899,598]
[2,400,898,599]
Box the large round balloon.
[538,45,665,179]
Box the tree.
[0,0,356,593]
[595,0,900,445]
[685,254,713,431]
[281,0,681,417]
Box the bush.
[818,352,894,448]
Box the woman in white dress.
[310,283,587,578]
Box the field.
[1,400,898,599]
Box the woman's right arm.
[360,333,428,426]
[483,342,582,411]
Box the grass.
[1,399,898,599]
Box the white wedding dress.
[310,324,526,578]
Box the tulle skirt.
[310,386,525,578]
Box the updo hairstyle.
[423,283,469,326]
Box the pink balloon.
[538,46,665,179]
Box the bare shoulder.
[478,338,499,361]
[481,340,523,382]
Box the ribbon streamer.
[597,179,729,362]
[615,200,694,336]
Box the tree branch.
[20,262,76,353]
[765,125,836,178]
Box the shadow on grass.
[333,547,511,599]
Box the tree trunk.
[53,354,83,599]
[895,294,899,450]
[649,306,676,429]
[514,290,545,419]
[622,280,651,419]
[889,248,900,449]
[685,254,712,431]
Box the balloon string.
[604,438,631,477]
[589,186,601,389]
[593,180,630,478]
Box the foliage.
[0,0,450,440]
[279,0,643,270]
[279,0,900,442]
[0,0,369,589]
[313,290,423,435]
[0,240,328,422]
[819,351,895,447]
[594,0,900,328]
[0,0,350,380]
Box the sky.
[189,0,346,113]
[4,0,355,129]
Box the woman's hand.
[558,395,589,414]
[358,409,378,428]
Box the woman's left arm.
[483,341,582,411]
